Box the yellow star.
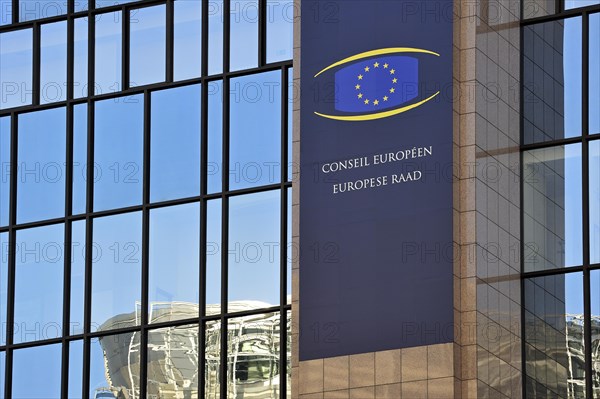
[358,93,363,99]
[383,96,388,101]
[390,88,395,93]
[374,62,380,68]
[358,74,363,80]
[390,69,395,74]
[364,99,370,105]
[364,66,370,72]
[373,99,379,105]
[355,84,361,90]
[392,78,398,84]
[383,63,389,69]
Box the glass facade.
[0,1,292,398]
[523,1,600,398]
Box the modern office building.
[0,0,598,398]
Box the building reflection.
[93,301,290,399]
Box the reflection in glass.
[149,203,200,323]
[90,333,140,398]
[19,0,66,22]
[287,188,291,305]
[73,103,87,215]
[74,17,88,99]
[174,0,202,81]
[68,340,84,399]
[208,81,223,194]
[267,0,293,63]
[74,0,87,12]
[591,13,600,135]
[229,190,280,309]
[565,0,600,9]
[288,68,293,182]
[0,0,11,25]
[205,320,221,399]
[12,343,62,398]
[150,85,201,202]
[522,0,556,19]
[592,140,600,264]
[130,5,166,87]
[71,220,86,335]
[0,233,7,346]
[40,21,67,104]
[591,270,600,398]
[523,144,582,271]
[0,29,33,110]
[0,116,9,226]
[17,107,66,224]
[0,351,4,397]
[96,0,138,8]
[94,95,143,212]
[95,12,122,95]
[91,212,142,331]
[523,17,582,144]
[206,199,222,314]
[147,325,198,397]
[208,0,223,75]
[524,272,585,398]
[227,312,282,398]
[230,0,258,71]
[230,71,281,190]
[14,224,64,344]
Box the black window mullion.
[67,15,74,101]
[258,0,266,67]
[122,6,130,91]
[32,22,40,105]
[201,0,208,78]
[165,0,173,82]
[87,6,95,98]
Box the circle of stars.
[355,62,398,107]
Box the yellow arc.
[313,47,440,78]
[314,91,441,122]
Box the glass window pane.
[266,0,293,63]
[228,190,280,309]
[288,67,293,182]
[74,17,89,99]
[206,199,221,315]
[19,0,66,22]
[208,0,223,75]
[208,80,223,194]
[286,188,291,305]
[41,21,67,104]
[205,319,221,398]
[592,140,600,264]
[96,0,138,8]
[74,0,87,12]
[174,0,202,81]
[230,71,281,190]
[17,107,66,224]
[591,13,600,135]
[0,351,4,397]
[68,340,84,399]
[130,5,166,87]
[94,95,143,212]
[565,0,600,9]
[73,103,87,215]
[230,0,258,71]
[523,144,582,272]
[591,270,600,399]
[0,116,10,226]
[0,29,33,110]
[70,220,86,335]
[14,224,64,344]
[12,344,62,397]
[147,325,198,397]
[523,0,556,19]
[0,0,11,25]
[149,203,200,323]
[524,273,585,398]
[91,211,142,332]
[227,312,281,397]
[90,332,140,398]
[0,233,7,346]
[150,85,201,202]
[523,17,582,144]
[95,11,122,95]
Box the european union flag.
[335,56,418,113]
